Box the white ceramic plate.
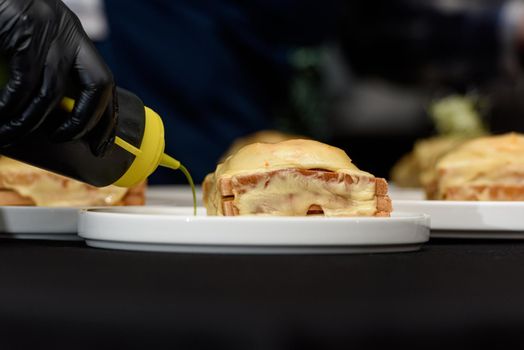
[0,185,200,241]
[0,206,81,240]
[78,207,430,254]
[394,200,524,239]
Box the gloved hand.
[0,0,116,155]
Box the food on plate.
[413,136,471,199]
[0,157,145,206]
[390,94,489,197]
[389,152,421,188]
[391,136,472,195]
[434,133,524,200]
[203,139,392,216]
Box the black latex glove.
[0,0,116,155]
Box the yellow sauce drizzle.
[160,154,197,215]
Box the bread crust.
[206,168,392,216]
[440,185,524,201]
[0,190,34,206]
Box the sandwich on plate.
[390,136,469,191]
[203,139,392,216]
[390,94,488,196]
[413,136,471,199]
[435,133,524,201]
[0,157,145,206]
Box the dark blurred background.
[65,0,524,182]
[329,0,524,178]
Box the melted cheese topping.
[204,139,379,216]
[219,130,305,162]
[436,133,524,196]
[217,139,371,178]
[413,136,469,188]
[233,171,377,216]
[0,157,128,206]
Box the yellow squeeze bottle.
[2,88,197,215]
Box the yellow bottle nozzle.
[160,153,180,170]
[60,97,197,215]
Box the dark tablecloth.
[1,239,523,349]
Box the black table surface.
[1,238,524,349]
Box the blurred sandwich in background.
[434,133,524,201]
[390,95,489,198]
[0,157,145,206]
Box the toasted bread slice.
[119,181,147,206]
[205,168,391,217]
[0,190,34,206]
[439,184,524,201]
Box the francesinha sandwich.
[0,157,145,206]
[434,133,524,201]
[390,94,488,196]
[203,139,392,216]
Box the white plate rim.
[78,207,430,251]
[394,199,524,232]
[394,199,524,207]
[0,205,80,236]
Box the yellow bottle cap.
[61,97,172,187]
[113,106,168,187]
[112,106,197,215]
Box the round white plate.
[78,207,430,254]
[394,200,524,239]
[0,206,81,240]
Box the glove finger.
[51,40,114,142]
[0,49,43,131]
[0,8,51,126]
[0,42,69,145]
